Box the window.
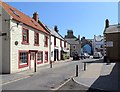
[34,32,39,46]
[54,37,56,47]
[37,51,43,64]
[64,41,66,47]
[22,28,29,45]
[19,51,28,68]
[44,36,48,47]
[45,51,48,63]
[60,40,62,47]
[73,45,76,49]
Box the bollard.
[50,61,52,68]
[76,65,78,77]
[34,61,36,72]
[84,62,86,71]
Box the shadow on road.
[87,63,120,92]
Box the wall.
[2,7,11,74]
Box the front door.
[30,52,36,72]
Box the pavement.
[73,62,120,91]
[1,58,73,85]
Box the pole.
[76,65,78,77]
[34,52,36,72]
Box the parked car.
[73,52,80,60]
[84,53,90,58]
[93,52,102,59]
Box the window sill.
[44,45,48,47]
[19,64,28,69]
[21,42,29,45]
[37,61,43,64]
[34,44,39,46]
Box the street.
[2,58,103,91]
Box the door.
[30,52,36,72]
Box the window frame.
[34,31,39,46]
[44,36,48,47]
[37,51,43,64]
[18,50,29,69]
[45,51,48,63]
[60,40,62,47]
[21,27,29,45]
[64,41,66,48]
[54,37,56,47]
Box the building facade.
[92,35,104,55]
[103,19,120,62]
[1,2,50,73]
[64,30,81,57]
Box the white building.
[1,2,50,73]
[43,26,70,62]
[92,35,104,55]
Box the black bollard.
[50,61,52,68]
[84,62,86,71]
[34,61,36,72]
[76,65,78,77]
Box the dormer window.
[10,8,20,18]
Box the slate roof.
[1,1,49,34]
[65,38,80,45]
[104,24,120,34]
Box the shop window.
[37,51,43,64]
[45,51,48,63]
[19,51,28,68]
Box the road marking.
[2,74,34,85]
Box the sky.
[6,2,118,39]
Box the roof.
[50,29,64,40]
[104,24,120,34]
[1,2,49,34]
[65,38,80,45]
[94,35,104,42]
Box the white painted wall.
[10,20,49,73]
[50,36,54,62]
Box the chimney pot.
[33,12,39,22]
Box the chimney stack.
[33,12,39,22]
[105,19,109,28]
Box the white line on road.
[51,76,74,90]
[2,74,34,85]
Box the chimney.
[54,25,59,32]
[105,19,109,28]
[33,12,39,22]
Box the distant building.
[64,30,81,57]
[82,44,92,55]
[103,19,120,62]
[81,37,92,55]
[92,35,104,55]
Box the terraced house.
[0,2,50,73]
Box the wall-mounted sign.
[15,41,18,45]
[106,41,113,47]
